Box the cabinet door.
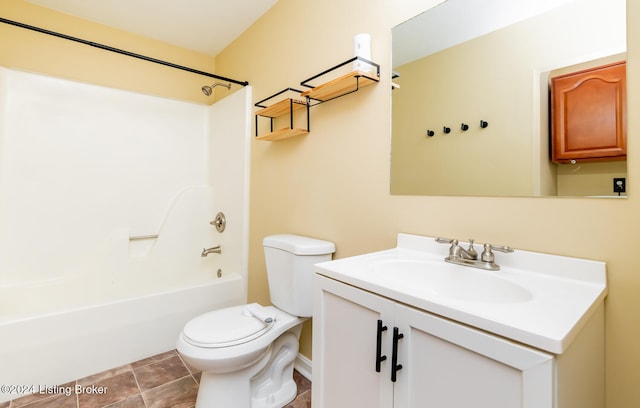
[393,303,554,408]
[551,61,626,163]
[313,275,394,408]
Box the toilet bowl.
[177,234,335,408]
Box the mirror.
[391,0,627,197]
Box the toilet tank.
[263,234,335,317]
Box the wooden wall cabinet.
[551,61,626,163]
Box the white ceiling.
[24,0,278,56]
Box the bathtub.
[0,184,250,403]
[0,271,244,403]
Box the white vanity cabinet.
[313,275,553,408]
[312,233,607,408]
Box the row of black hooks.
[427,120,489,137]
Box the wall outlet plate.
[613,177,626,194]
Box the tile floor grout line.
[176,353,201,385]
[129,364,149,408]
[139,374,198,408]
[142,374,195,394]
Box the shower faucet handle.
[210,212,226,233]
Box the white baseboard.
[294,353,312,381]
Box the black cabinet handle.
[375,320,388,372]
[391,327,404,382]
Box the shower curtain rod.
[0,17,249,87]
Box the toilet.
[177,234,335,408]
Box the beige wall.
[216,0,640,406]
[2,0,639,406]
[0,0,217,103]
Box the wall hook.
[443,126,451,134]
[426,130,435,137]
[461,123,469,131]
[480,120,489,129]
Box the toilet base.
[195,326,302,408]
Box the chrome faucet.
[201,245,222,257]
[435,237,513,270]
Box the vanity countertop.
[314,233,607,354]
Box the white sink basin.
[369,259,533,304]
[314,233,608,354]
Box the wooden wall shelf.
[255,98,307,118]
[254,57,380,142]
[301,57,380,105]
[301,70,379,102]
[254,88,309,141]
[256,127,309,142]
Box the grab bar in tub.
[129,234,159,241]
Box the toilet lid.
[183,304,275,348]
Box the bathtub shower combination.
[0,68,252,403]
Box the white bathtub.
[0,271,245,403]
[0,185,250,403]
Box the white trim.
[294,353,312,381]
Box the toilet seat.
[183,304,275,348]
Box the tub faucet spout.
[201,245,222,257]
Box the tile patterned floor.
[2,350,311,408]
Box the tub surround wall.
[0,68,250,289]
[0,67,203,284]
[208,88,252,285]
[0,70,252,403]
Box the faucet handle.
[481,243,514,263]
[435,237,460,250]
[491,244,514,253]
[435,237,455,244]
[481,243,494,263]
[436,237,463,259]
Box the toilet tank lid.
[263,234,335,255]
